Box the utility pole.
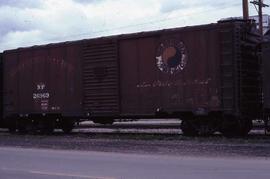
[243,0,249,20]
[250,0,269,36]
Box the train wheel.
[194,117,218,136]
[40,119,55,134]
[8,127,16,133]
[17,118,29,134]
[181,120,198,136]
[181,116,218,136]
[220,117,252,137]
[238,118,252,136]
[93,119,114,125]
[61,119,75,134]
[7,119,17,133]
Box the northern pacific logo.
[156,39,188,74]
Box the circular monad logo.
[156,39,188,74]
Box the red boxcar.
[3,43,83,132]
[1,20,262,136]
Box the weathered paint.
[119,25,222,115]
[3,43,83,118]
[2,20,261,119]
[82,39,119,117]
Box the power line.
[250,0,269,36]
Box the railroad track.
[73,119,267,135]
[72,120,182,135]
[0,119,268,136]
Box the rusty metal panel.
[64,44,83,115]
[82,40,119,116]
[3,51,19,117]
[119,26,222,115]
[219,26,237,114]
[3,43,83,118]
[119,39,141,114]
[119,21,262,117]
[220,21,262,117]
[237,23,262,118]
[27,48,49,114]
[47,45,82,116]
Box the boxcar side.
[80,20,261,136]
[119,23,222,117]
[77,20,262,135]
[3,42,83,133]
[117,21,261,136]
[0,20,262,136]
[81,38,120,123]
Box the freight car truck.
[0,20,262,136]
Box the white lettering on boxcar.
[33,83,50,99]
[37,84,45,90]
[33,93,50,99]
[156,39,188,75]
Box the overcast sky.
[0,0,270,51]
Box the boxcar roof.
[3,20,243,53]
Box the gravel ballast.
[1,130,270,159]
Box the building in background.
[250,14,270,34]
[221,14,270,34]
